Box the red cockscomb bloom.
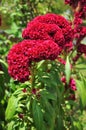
[69,78,77,91]
[7,40,36,82]
[77,44,86,54]
[7,40,60,82]
[28,40,61,62]
[61,76,77,91]
[22,13,73,50]
[65,0,86,19]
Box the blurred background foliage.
[0,0,70,58]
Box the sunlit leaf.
[7,121,15,130]
[65,56,71,84]
[0,59,10,83]
[32,100,43,130]
[76,79,86,108]
[5,96,18,120]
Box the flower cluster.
[77,44,86,54]
[61,76,77,91]
[8,13,74,82]
[65,0,86,19]
[74,19,86,57]
[7,40,60,82]
[22,13,73,50]
[65,0,86,59]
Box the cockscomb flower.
[77,44,86,54]
[61,76,77,91]
[28,40,61,62]
[65,0,86,19]
[7,40,60,82]
[69,78,77,91]
[22,13,73,51]
[7,40,37,82]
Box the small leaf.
[5,96,18,120]
[82,20,86,26]
[76,79,86,108]
[0,59,10,83]
[7,121,15,130]
[65,56,71,84]
[0,71,4,74]
[37,60,45,69]
[19,126,26,130]
[81,37,86,45]
[32,100,43,130]
[40,90,57,101]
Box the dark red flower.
[22,13,73,51]
[77,44,86,54]
[22,88,27,93]
[65,0,86,19]
[69,78,77,91]
[32,88,37,95]
[7,13,74,82]
[61,76,66,83]
[69,94,76,100]
[61,76,77,91]
[7,40,60,82]
[28,40,61,62]
[18,113,24,119]
[58,58,66,65]
[7,40,36,82]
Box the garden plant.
[0,0,86,130]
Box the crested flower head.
[7,40,60,82]
[22,13,73,50]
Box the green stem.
[30,62,36,88]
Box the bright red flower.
[7,40,60,82]
[65,0,86,19]
[61,76,77,91]
[77,44,86,54]
[7,40,36,82]
[69,78,77,91]
[28,40,61,62]
[22,13,73,51]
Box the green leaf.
[13,88,24,95]
[81,37,86,45]
[37,60,45,69]
[39,92,55,130]
[82,20,86,26]
[32,100,43,130]
[40,89,57,101]
[73,121,83,130]
[0,59,8,69]
[5,22,18,34]
[0,59,10,83]
[65,56,71,84]
[5,96,18,120]
[56,116,64,130]
[19,126,26,130]
[0,75,5,100]
[0,71,4,74]
[7,121,15,130]
[76,79,86,108]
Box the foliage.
[0,0,86,130]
